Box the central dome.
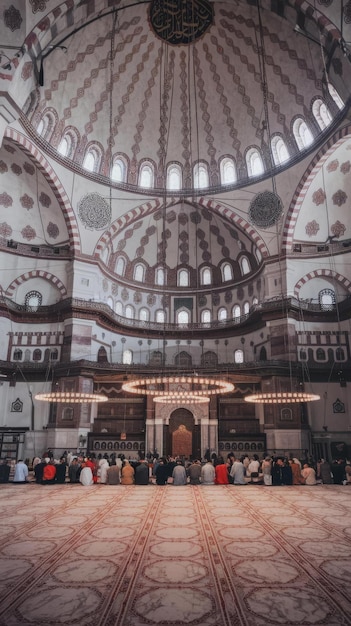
[26,0,349,194]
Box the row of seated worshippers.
[153,455,351,486]
[78,457,150,486]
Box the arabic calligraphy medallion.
[149,0,214,45]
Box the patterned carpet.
[0,483,351,626]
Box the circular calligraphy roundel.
[78,193,111,230]
[248,190,283,229]
[149,0,214,45]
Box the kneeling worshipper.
[13,460,29,483]
[55,457,68,483]
[98,458,110,484]
[106,461,120,484]
[135,460,150,485]
[301,463,317,485]
[172,459,187,485]
[42,459,57,484]
[80,465,94,486]
[215,458,229,484]
[121,459,135,485]
[0,459,11,483]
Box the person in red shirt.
[42,459,57,484]
[215,458,229,484]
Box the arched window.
[150,350,163,366]
[243,301,250,315]
[178,268,189,287]
[139,163,154,188]
[83,147,101,172]
[246,148,264,177]
[167,164,182,190]
[319,288,335,311]
[50,349,58,361]
[125,305,134,319]
[312,99,332,130]
[62,407,73,420]
[233,304,241,321]
[200,267,211,285]
[234,349,244,363]
[175,351,192,367]
[240,257,251,275]
[299,349,307,361]
[122,349,133,365]
[336,347,345,361]
[37,112,56,141]
[259,346,267,361]
[252,296,258,306]
[106,297,113,311]
[222,263,233,282]
[316,347,326,361]
[293,118,313,150]
[193,162,209,189]
[98,347,108,362]
[201,309,211,325]
[218,307,227,321]
[115,301,123,316]
[156,309,165,323]
[139,307,149,321]
[115,257,125,276]
[177,310,189,325]
[155,267,166,286]
[33,348,42,361]
[201,351,218,367]
[328,83,344,110]
[111,157,126,182]
[220,157,236,185]
[13,349,22,361]
[271,136,289,165]
[25,290,42,311]
[57,136,69,157]
[134,263,145,282]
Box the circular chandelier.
[35,391,108,403]
[122,376,234,398]
[153,395,210,404]
[245,391,320,404]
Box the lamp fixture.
[122,375,234,398]
[245,391,320,404]
[35,391,108,403]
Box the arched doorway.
[168,409,199,459]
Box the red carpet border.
[0,484,351,625]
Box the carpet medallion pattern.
[0,484,350,626]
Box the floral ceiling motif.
[29,0,47,13]
[20,194,34,210]
[330,221,346,238]
[0,222,12,238]
[340,161,351,174]
[332,190,347,206]
[4,5,22,31]
[312,188,326,206]
[305,220,320,237]
[21,225,36,241]
[47,222,59,239]
[0,192,13,207]
[327,159,339,172]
